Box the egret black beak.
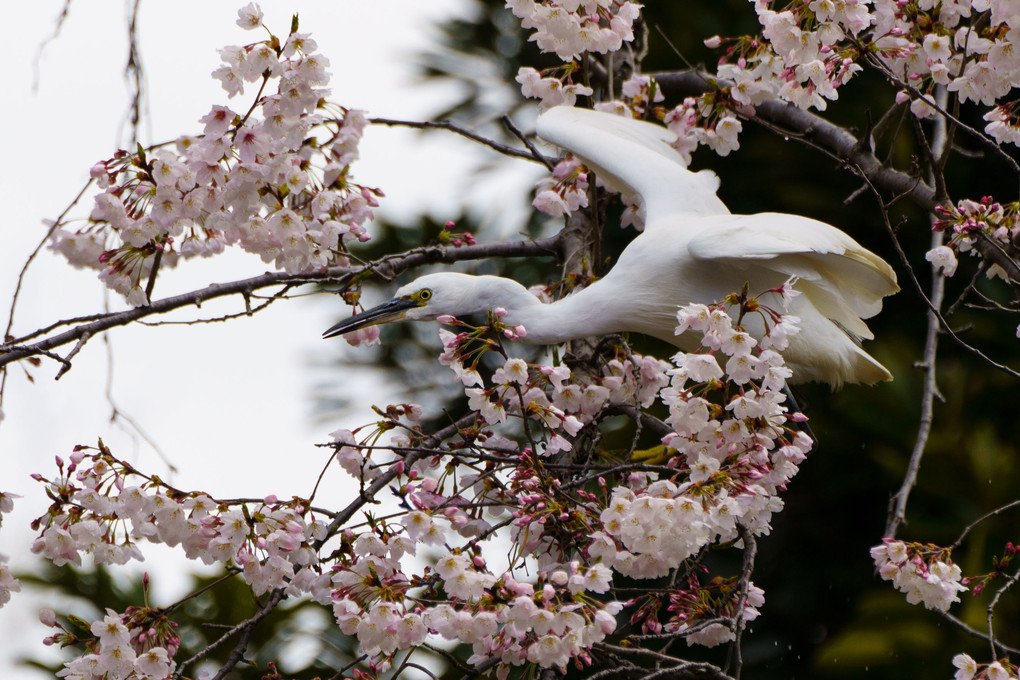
[323,297,418,339]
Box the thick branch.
[653,70,938,211]
[172,589,285,680]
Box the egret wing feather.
[536,106,729,222]
[688,213,899,341]
[688,214,899,307]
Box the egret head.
[323,272,491,339]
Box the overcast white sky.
[1,1,543,674]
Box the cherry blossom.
[507,0,641,61]
[33,280,809,671]
[22,0,1020,676]
[51,6,380,305]
[925,244,959,276]
[870,539,968,611]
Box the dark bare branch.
[370,116,555,166]
[654,70,938,212]
[0,236,562,372]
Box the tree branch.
[0,236,561,372]
[653,70,938,212]
[370,116,554,166]
[885,87,949,539]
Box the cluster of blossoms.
[953,654,1020,680]
[865,0,1020,142]
[583,289,809,644]
[928,196,1020,280]
[51,5,378,305]
[532,155,589,216]
[517,1,1020,171]
[870,539,968,611]
[45,606,178,680]
[509,0,640,109]
[646,0,870,160]
[29,445,333,603]
[26,280,811,674]
[720,1,1020,145]
[323,393,628,669]
[285,282,805,670]
[517,67,594,111]
[0,492,19,608]
[333,552,622,669]
[665,97,743,162]
[507,0,641,61]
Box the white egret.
[324,106,899,387]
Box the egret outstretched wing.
[688,213,899,340]
[536,106,729,222]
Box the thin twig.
[862,178,1020,381]
[32,0,74,92]
[0,178,94,406]
[945,261,990,318]
[370,117,553,165]
[885,87,949,539]
[122,0,148,146]
[102,328,176,473]
[935,609,1020,656]
[950,499,1020,551]
[986,564,1020,658]
[727,525,758,680]
[594,644,733,680]
[171,590,286,679]
[324,654,368,680]
[54,331,91,380]
[502,114,556,171]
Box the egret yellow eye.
[417,289,432,302]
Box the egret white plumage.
[324,106,899,387]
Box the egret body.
[325,107,899,387]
